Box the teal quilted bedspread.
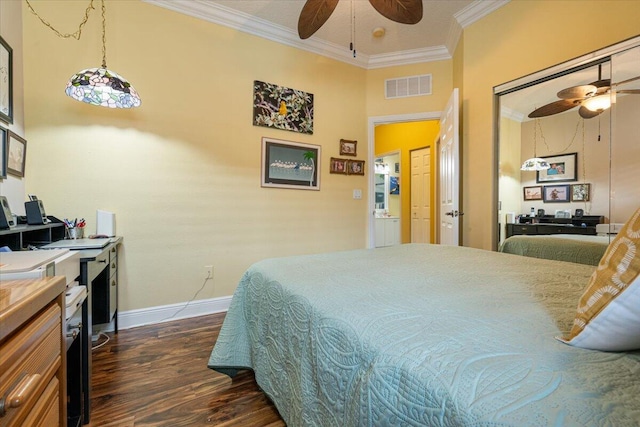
[208,244,640,426]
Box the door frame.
[367,112,441,248]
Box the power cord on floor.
[159,273,212,323]
[92,332,111,350]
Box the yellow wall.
[458,0,640,249]
[22,1,369,311]
[375,121,440,243]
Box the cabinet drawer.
[21,377,59,427]
[0,304,61,427]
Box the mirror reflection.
[496,41,640,266]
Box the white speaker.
[96,210,116,237]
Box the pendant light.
[65,0,141,108]
[521,119,550,171]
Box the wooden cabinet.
[505,215,604,239]
[0,276,67,427]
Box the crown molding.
[144,0,508,69]
[455,0,510,28]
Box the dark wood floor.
[87,312,285,426]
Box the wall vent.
[385,74,432,99]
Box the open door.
[439,88,461,245]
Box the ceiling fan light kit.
[582,94,611,112]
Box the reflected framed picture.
[339,139,357,156]
[0,36,12,124]
[536,153,577,183]
[571,183,590,202]
[261,137,320,190]
[523,185,542,201]
[330,157,348,174]
[543,184,570,203]
[7,131,26,178]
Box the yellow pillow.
[559,207,640,351]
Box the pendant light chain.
[101,0,107,68]
[538,117,582,154]
[25,0,96,40]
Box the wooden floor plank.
[87,313,285,426]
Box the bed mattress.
[209,244,640,426]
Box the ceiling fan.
[528,65,640,120]
[297,0,423,40]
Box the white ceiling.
[144,0,509,68]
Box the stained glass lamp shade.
[521,157,550,171]
[66,67,141,108]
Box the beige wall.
[458,0,640,249]
[22,1,370,311]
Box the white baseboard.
[93,295,232,334]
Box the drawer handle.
[0,373,42,417]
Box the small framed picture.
[330,157,348,174]
[348,160,365,175]
[571,183,590,202]
[523,186,542,201]
[339,139,357,156]
[543,184,570,203]
[536,152,577,183]
[7,131,26,178]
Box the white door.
[411,147,431,243]
[439,88,461,245]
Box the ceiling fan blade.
[528,99,581,118]
[617,89,640,95]
[589,79,611,88]
[368,0,423,24]
[557,84,597,100]
[578,106,603,119]
[298,0,339,39]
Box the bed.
[499,234,612,265]
[208,243,640,426]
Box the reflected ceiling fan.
[297,0,423,39]
[528,65,640,119]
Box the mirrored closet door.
[494,37,640,251]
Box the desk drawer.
[511,225,537,235]
[0,304,61,427]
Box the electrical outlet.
[204,265,213,279]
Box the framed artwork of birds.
[253,80,314,134]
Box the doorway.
[367,112,440,248]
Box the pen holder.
[68,227,84,239]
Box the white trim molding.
[144,0,508,69]
[94,295,232,333]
